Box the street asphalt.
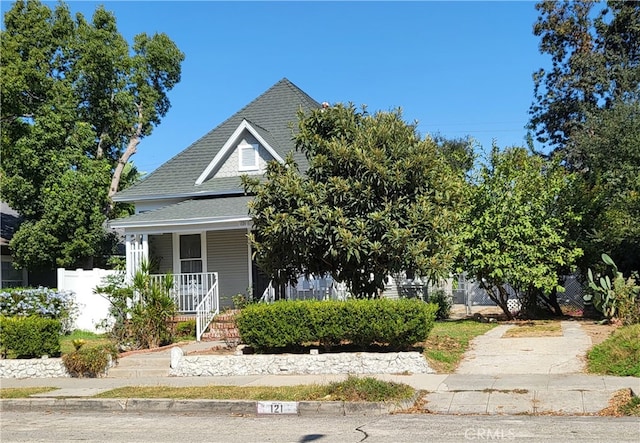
[1,320,638,416]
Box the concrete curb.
[0,397,416,416]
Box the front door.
[176,233,205,311]
[179,234,203,273]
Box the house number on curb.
[257,401,299,415]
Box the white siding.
[206,230,250,309]
[149,233,173,273]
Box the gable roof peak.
[113,78,320,202]
[195,118,283,185]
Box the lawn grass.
[59,330,114,355]
[422,320,497,373]
[502,320,562,338]
[587,324,640,377]
[95,376,415,402]
[0,387,56,399]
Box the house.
[0,202,28,288]
[110,78,321,334]
[0,202,62,289]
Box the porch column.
[125,233,149,281]
[247,225,253,295]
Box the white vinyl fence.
[57,268,116,333]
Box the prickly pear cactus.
[585,254,623,320]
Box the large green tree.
[571,100,640,273]
[529,0,640,274]
[1,0,184,270]
[243,104,468,298]
[530,0,639,156]
[431,134,476,178]
[462,147,583,319]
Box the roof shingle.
[114,78,319,202]
[110,196,253,228]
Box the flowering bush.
[0,287,77,333]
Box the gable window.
[238,141,259,171]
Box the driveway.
[455,321,592,374]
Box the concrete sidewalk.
[1,320,638,416]
[1,372,637,416]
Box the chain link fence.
[453,273,585,314]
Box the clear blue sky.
[10,1,550,174]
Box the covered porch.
[112,197,256,340]
[123,225,252,339]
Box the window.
[238,141,259,171]
[1,261,23,288]
[179,234,202,273]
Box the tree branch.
[107,102,143,214]
[96,130,109,159]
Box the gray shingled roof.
[110,196,252,228]
[114,78,320,202]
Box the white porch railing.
[150,272,219,314]
[260,277,348,303]
[196,275,219,342]
[260,281,275,303]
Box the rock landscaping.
[0,358,69,378]
[169,347,434,376]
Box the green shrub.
[232,293,253,310]
[587,324,640,377]
[0,316,61,358]
[175,320,196,340]
[308,300,347,350]
[237,298,437,352]
[428,289,452,320]
[616,276,640,326]
[62,344,119,377]
[95,262,176,349]
[237,300,315,350]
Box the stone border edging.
[169,349,434,376]
[0,358,69,379]
[0,397,415,416]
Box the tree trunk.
[520,287,539,319]
[547,288,564,317]
[106,104,143,215]
[481,281,513,320]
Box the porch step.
[203,324,240,340]
[202,310,241,341]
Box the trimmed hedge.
[236,299,437,352]
[0,316,61,358]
